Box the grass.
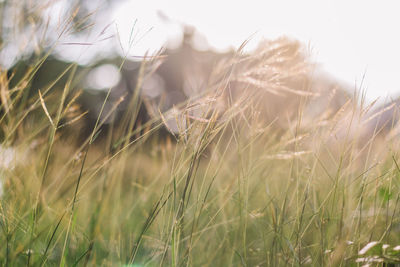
[1,4,400,266]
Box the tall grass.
[1,3,400,267]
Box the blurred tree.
[0,0,126,68]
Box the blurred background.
[1,0,400,138]
[2,0,400,101]
[113,0,400,103]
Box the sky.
[112,0,400,102]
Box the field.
[1,4,400,267]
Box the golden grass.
[0,2,400,266]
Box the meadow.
[1,4,400,267]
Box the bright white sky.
[112,0,400,102]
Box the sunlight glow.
[113,0,400,101]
